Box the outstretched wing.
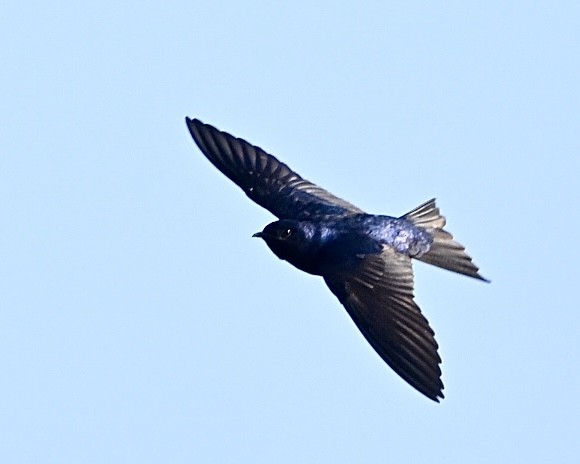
[186,118,363,220]
[324,248,444,401]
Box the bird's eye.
[280,228,292,239]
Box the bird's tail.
[402,199,489,282]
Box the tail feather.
[403,199,489,282]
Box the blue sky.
[2,1,579,462]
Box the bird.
[185,117,488,402]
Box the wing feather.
[324,249,444,401]
[186,118,364,219]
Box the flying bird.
[185,117,488,402]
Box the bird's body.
[255,214,432,276]
[185,117,488,402]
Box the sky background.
[2,1,579,462]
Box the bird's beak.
[252,232,263,238]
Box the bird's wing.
[324,247,444,401]
[186,118,364,220]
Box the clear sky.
[2,1,579,462]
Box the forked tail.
[403,199,489,282]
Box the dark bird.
[185,117,488,402]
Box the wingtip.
[419,388,444,403]
[185,116,198,127]
[426,386,445,403]
[428,385,445,402]
[185,117,205,141]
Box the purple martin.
[185,117,488,402]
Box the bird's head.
[253,220,323,275]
